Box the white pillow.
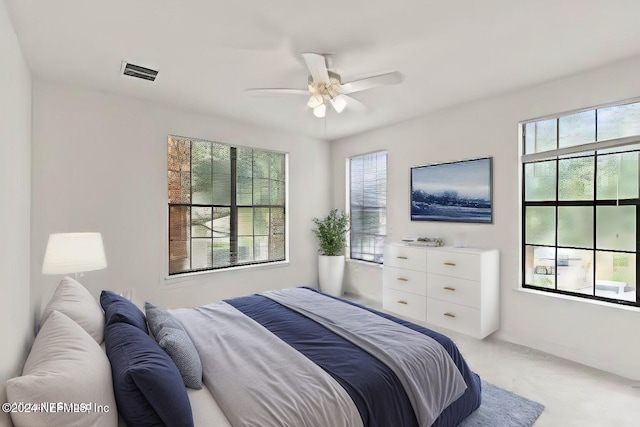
[41,276,105,343]
[6,311,117,427]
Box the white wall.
[332,56,640,380]
[0,0,31,425]
[31,81,330,313]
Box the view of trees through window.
[168,136,286,275]
[522,100,640,306]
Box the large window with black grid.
[168,136,286,275]
[521,98,640,306]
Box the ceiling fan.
[246,53,404,118]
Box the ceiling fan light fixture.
[330,95,347,113]
[313,103,326,118]
[245,53,403,117]
[307,93,323,109]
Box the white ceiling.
[6,0,640,140]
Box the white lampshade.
[42,232,107,275]
[307,93,323,109]
[330,95,347,113]
[313,103,326,118]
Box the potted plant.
[312,209,349,296]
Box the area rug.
[459,380,545,427]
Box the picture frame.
[410,157,493,223]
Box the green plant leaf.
[312,209,350,256]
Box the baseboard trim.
[493,330,640,381]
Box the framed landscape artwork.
[410,157,493,223]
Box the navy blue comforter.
[227,288,480,427]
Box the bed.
[171,287,481,427]
[5,278,481,427]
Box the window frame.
[520,98,640,307]
[167,135,288,277]
[346,150,388,264]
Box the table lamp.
[42,232,107,278]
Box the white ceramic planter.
[318,255,345,297]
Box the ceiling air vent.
[121,62,158,81]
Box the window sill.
[346,258,383,268]
[164,260,290,285]
[515,287,640,313]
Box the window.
[168,136,286,275]
[349,151,387,263]
[521,99,640,307]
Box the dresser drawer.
[426,298,480,337]
[427,250,480,281]
[383,288,427,322]
[383,267,427,296]
[427,274,480,308]
[384,245,427,272]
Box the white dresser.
[382,244,499,339]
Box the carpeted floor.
[459,380,544,427]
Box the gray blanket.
[262,288,467,427]
[171,302,363,427]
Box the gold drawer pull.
[444,312,456,318]
[443,286,456,291]
[444,262,457,266]
[396,256,408,260]
[397,278,409,282]
[397,300,408,305]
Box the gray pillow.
[41,276,105,343]
[6,311,117,427]
[145,301,203,389]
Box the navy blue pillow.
[100,290,147,332]
[105,322,194,427]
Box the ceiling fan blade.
[302,53,330,84]
[245,88,310,96]
[340,71,404,95]
[327,95,367,113]
[342,95,367,113]
[329,95,347,113]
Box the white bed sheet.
[116,383,231,427]
[187,383,232,427]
